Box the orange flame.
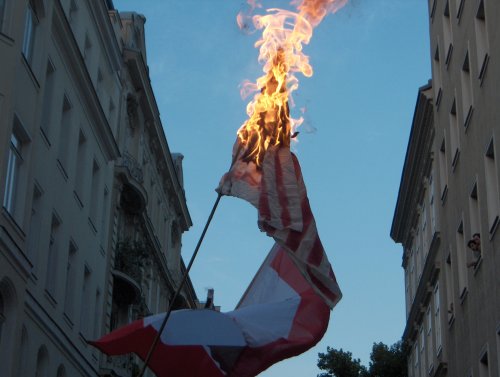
[236,0,347,167]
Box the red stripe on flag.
[284,196,313,251]
[306,266,339,304]
[290,153,303,184]
[275,151,291,228]
[307,236,324,267]
[91,320,226,377]
[259,168,271,225]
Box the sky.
[114,0,431,375]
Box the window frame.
[21,1,39,63]
[3,133,23,213]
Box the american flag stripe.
[218,145,341,308]
[275,150,292,228]
[262,151,341,305]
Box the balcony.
[116,152,147,214]
[114,240,148,284]
[99,354,140,377]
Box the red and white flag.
[90,245,329,377]
[91,143,341,376]
[217,144,342,308]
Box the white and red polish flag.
[217,144,342,308]
[90,245,330,377]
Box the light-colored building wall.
[0,1,197,376]
[392,1,500,377]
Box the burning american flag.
[218,0,345,308]
[91,1,345,375]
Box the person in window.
[466,233,481,268]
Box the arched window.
[0,278,18,376]
[35,346,49,377]
[0,294,4,340]
[18,326,29,376]
[0,0,6,32]
[56,364,66,377]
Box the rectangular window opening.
[484,140,500,235]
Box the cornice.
[391,81,434,247]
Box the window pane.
[3,142,19,212]
[22,6,36,62]
[0,0,6,31]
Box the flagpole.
[137,192,223,377]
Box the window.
[434,284,442,354]
[433,45,443,109]
[443,0,453,66]
[108,98,116,129]
[57,95,73,175]
[419,326,425,373]
[484,140,499,234]
[456,0,465,19]
[83,33,92,64]
[17,327,28,376]
[45,214,61,298]
[79,265,91,337]
[155,281,161,313]
[445,252,455,322]
[0,294,4,340]
[426,307,434,371]
[430,0,437,20]
[68,0,77,24]
[449,98,460,168]
[461,50,474,128]
[148,276,156,311]
[27,184,43,262]
[456,221,468,296]
[415,233,422,281]
[100,187,109,247]
[409,250,415,302]
[479,349,490,377]
[439,138,448,202]
[0,279,16,371]
[96,68,103,99]
[40,60,56,140]
[422,201,430,257]
[3,133,22,213]
[56,365,66,377]
[0,0,6,32]
[89,159,101,227]
[497,328,500,377]
[429,171,437,233]
[3,116,29,219]
[74,129,87,205]
[35,346,49,377]
[22,0,38,63]
[63,241,77,320]
[469,182,481,236]
[93,289,101,339]
[475,0,489,82]
[413,341,419,376]
[408,351,414,377]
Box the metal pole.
[137,192,223,377]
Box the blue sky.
[114,1,431,375]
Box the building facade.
[392,1,500,376]
[0,1,197,376]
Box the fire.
[236,0,347,167]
